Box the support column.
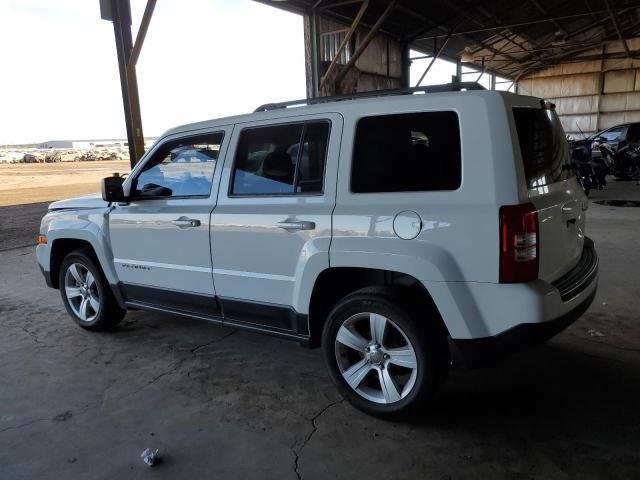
[304,11,321,99]
[104,0,145,167]
[454,58,462,83]
[400,42,411,88]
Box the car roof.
[162,89,517,138]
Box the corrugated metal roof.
[256,0,640,78]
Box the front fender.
[42,208,119,286]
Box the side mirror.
[101,175,126,202]
[595,136,606,143]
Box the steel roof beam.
[604,0,633,58]
[334,0,397,89]
[129,0,156,67]
[412,8,639,40]
[415,35,450,86]
[320,0,368,90]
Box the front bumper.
[39,264,54,288]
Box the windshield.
[513,107,572,188]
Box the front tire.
[322,287,449,418]
[59,249,125,330]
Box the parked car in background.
[571,122,640,161]
[36,85,598,418]
[570,121,640,186]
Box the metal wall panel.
[600,92,640,112]
[518,38,640,136]
[549,95,599,115]
[603,70,635,93]
[600,111,640,128]
[559,114,598,133]
[524,60,602,78]
[518,73,599,98]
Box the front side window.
[231,121,330,195]
[351,111,462,193]
[133,132,223,198]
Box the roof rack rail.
[254,82,486,112]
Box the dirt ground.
[0,181,639,479]
[0,161,130,207]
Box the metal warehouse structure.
[100,0,640,164]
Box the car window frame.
[228,119,332,198]
[129,131,225,201]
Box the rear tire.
[59,249,125,330]
[322,287,449,419]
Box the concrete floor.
[1,181,639,479]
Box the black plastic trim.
[118,285,310,342]
[125,300,224,325]
[218,296,309,335]
[121,283,222,318]
[39,265,54,288]
[453,288,596,367]
[551,237,598,301]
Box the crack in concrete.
[292,399,344,480]
[111,330,237,401]
[2,323,239,436]
[21,326,44,345]
[0,418,48,434]
[0,409,80,434]
[115,358,186,401]
[190,330,236,354]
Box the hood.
[49,193,108,211]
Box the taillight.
[500,203,539,283]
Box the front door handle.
[276,220,316,231]
[172,217,201,228]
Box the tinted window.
[134,133,223,198]
[351,112,461,193]
[232,121,330,195]
[513,107,571,188]
[626,124,640,143]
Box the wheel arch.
[307,267,448,348]
[49,235,125,308]
[51,238,97,288]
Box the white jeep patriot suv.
[37,84,598,417]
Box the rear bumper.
[453,288,595,367]
[451,240,598,367]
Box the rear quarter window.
[351,111,461,193]
[513,107,572,188]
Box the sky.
[0,0,511,145]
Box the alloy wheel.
[64,263,100,322]
[334,312,418,404]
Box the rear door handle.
[276,220,316,231]
[172,217,201,228]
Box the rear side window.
[232,121,330,195]
[351,111,461,193]
[513,107,572,188]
